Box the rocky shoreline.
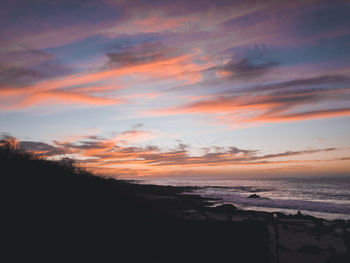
[130,182,350,263]
[3,140,348,263]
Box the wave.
[202,185,274,193]
[191,187,350,216]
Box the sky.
[1,0,350,178]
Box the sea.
[136,176,350,221]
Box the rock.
[248,194,261,198]
[325,253,350,263]
[298,244,324,254]
[327,246,337,254]
[279,245,292,253]
[214,204,238,212]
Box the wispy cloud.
[20,141,69,156]
[13,133,345,177]
[105,41,179,68]
[1,0,350,177]
[149,73,350,125]
[215,58,278,80]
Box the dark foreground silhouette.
[1,139,271,263]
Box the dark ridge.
[1,138,271,263]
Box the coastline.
[3,137,349,263]
[129,182,350,263]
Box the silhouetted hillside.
[1,138,271,263]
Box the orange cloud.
[17,132,346,177]
[105,15,197,36]
[72,144,347,177]
[250,108,350,123]
[147,74,350,125]
[37,52,204,91]
[0,50,208,110]
[0,90,122,110]
[112,130,158,144]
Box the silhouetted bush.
[1,137,27,158]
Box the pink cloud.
[146,73,350,126]
[23,133,345,177]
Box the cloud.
[242,75,349,93]
[148,73,350,125]
[105,15,197,36]
[0,46,209,110]
[112,130,158,144]
[291,1,350,39]
[2,0,347,112]
[250,148,337,160]
[1,0,350,178]
[131,123,144,129]
[0,0,120,53]
[52,129,159,153]
[0,49,71,86]
[0,0,298,55]
[256,107,350,123]
[0,90,123,110]
[20,141,68,156]
[0,48,123,109]
[105,41,178,68]
[11,132,342,176]
[213,45,281,81]
[215,58,278,80]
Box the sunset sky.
[1,0,350,178]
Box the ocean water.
[137,176,350,221]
